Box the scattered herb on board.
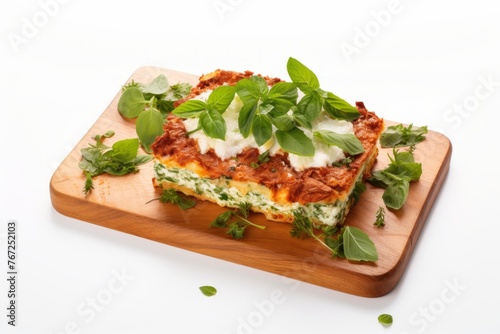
[117,74,192,153]
[369,136,424,210]
[380,123,427,148]
[210,202,266,239]
[199,285,217,297]
[378,313,393,326]
[146,188,196,209]
[290,209,378,262]
[373,206,386,227]
[78,131,152,195]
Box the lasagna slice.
[151,70,384,226]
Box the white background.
[1,0,499,333]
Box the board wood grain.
[49,67,452,297]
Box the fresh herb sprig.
[172,85,236,140]
[117,74,192,152]
[235,75,305,151]
[146,188,196,209]
[369,123,427,209]
[290,209,378,262]
[210,202,266,239]
[369,148,422,210]
[380,123,427,148]
[78,131,153,195]
[287,57,361,123]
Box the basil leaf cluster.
[380,123,428,148]
[171,57,363,157]
[117,75,192,153]
[369,148,422,210]
[172,85,236,140]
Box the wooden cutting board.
[49,67,452,297]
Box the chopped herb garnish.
[250,150,271,168]
[332,156,353,168]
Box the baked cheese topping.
[183,90,354,171]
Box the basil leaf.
[199,285,217,297]
[172,100,207,118]
[291,109,313,130]
[342,226,378,262]
[270,113,295,131]
[118,87,146,118]
[111,138,140,164]
[78,158,98,174]
[267,82,298,104]
[236,78,261,104]
[156,99,175,114]
[380,126,403,148]
[81,147,101,163]
[252,114,273,146]
[367,170,390,188]
[136,107,164,153]
[275,127,315,156]
[199,109,226,140]
[140,74,169,95]
[323,92,360,121]
[250,75,269,96]
[391,149,416,163]
[207,85,236,113]
[386,161,422,182]
[382,178,410,210]
[134,155,153,165]
[286,57,320,92]
[238,102,257,138]
[380,123,428,148]
[297,92,322,123]
[313,130,365,155]
[385,150,422,181]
